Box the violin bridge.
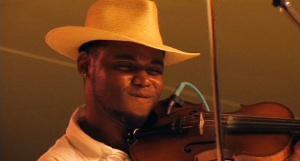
[199,112,205,135]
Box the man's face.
[89,41,164,128]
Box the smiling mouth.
[129,93,152,99]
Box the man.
[39,0,300,161]
[39,0,199,160]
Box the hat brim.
[46,26,200,66]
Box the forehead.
[101,41,165,65]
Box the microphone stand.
[273,0,300,27]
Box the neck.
[82,81,131,154]
[79,115,130,154]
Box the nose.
[132,70,151,87]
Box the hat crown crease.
[85,0,163,44]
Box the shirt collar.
[66,105,131,160]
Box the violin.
[128,98,300,161]
[128,0,300,160]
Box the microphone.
[272,0,300,27]
[272,0,282,7]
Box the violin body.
[128,99,299,161]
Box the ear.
[77,51,90,77]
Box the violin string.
[173,114,300,131]
[175,114,300,124]
[175,121,299,131]
[205,114,300,125]
[221,114,300,122]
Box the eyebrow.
[152,59,164,67]
[112,54,164,67]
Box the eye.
[113,62,136,72]
[147,66,163,76]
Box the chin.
[124,114,148,130]
[109,108,148,130]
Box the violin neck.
[224,115,300,134]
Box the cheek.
[92,69,128,94]
[104,74,133,94]
[152,77,164,95]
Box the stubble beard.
[94,94,148,130]
[92,76,148,131]
[106,109,148,130]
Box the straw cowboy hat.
[46,0,200,66]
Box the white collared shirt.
[38,106,131,161]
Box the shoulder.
[38,136,85,161]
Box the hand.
[288,141,300,161]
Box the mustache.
[128,88,156,98]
